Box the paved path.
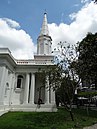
[83,124,97,129]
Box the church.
[0,13,57,112]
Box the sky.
[0,0,97,59]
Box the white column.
[51,87,55,104]
[29,73,35,104]
[45,76,49,104]
[0,66,8,105]
[23,73,30,104]
[9,73,14,106]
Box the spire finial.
[39,11,49,36]
[44,9,47,14]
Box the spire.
[37,13,52,55]
[40,12,49,36]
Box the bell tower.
[37,13,52,55]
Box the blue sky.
[0,0,85,42]
[0,0,97,59]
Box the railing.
[16,59,53,65]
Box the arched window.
[17,75,23,88]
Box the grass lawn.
[0,108,97,129]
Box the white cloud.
[3,18,20,28]
[0,18,36,59]
[81,0,90,4]
[48,1,97,50]
[0,1,97,59]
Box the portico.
[15,71,55,105]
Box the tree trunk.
[69,110,74,121]
[63,100,74,121]
[69,100,74,121]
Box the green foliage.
[78,91,97,97]
[56,76,77,104]
[76,32,97,88]
[38,65,62,90]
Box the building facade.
[0,13,57,112]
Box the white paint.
[0,13,56,112]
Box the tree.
[39,42,80,121]
[69,32,97,116]
[76,32,97,89]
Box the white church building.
[0,13,57,112]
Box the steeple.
[37,13,52,55]
[40,13,49,36]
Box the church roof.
[40,13,49,36]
